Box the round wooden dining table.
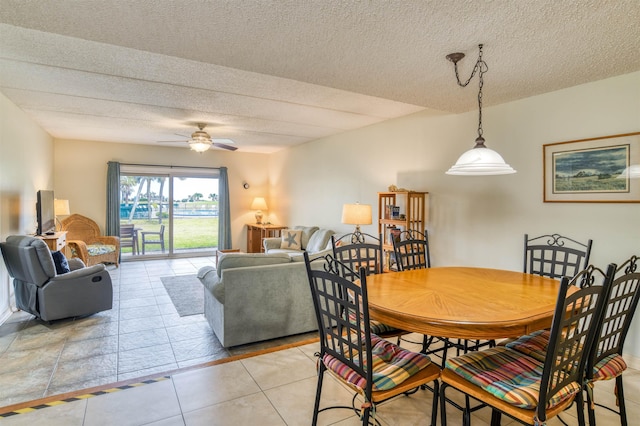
[365,267,571,340]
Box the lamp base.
[255,210,263,224]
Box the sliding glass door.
[119,165,219,259]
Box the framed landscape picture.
[543,132,640,203]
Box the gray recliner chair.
[0,235,113,322]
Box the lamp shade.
[446,146,517,175]
[341,203,372,225]
[54,199,70,216]
[251,197,268,211]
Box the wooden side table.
[37,231,67,252]
[246,224,287,253]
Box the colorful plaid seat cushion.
[348,309,398,335]
[592,353,627,381]
[504,329,549,363]
[322,334,432,391]
[445,347,581,410]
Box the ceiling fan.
[158,123,238,153]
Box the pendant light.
[445,44,516,175]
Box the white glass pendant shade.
[188,139,211,153]
[446,137,516,175]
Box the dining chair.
[141,224,165,254]
[119,223,138,255]
[584,254,640,426]
[391,229,445,354]
[331,232,384,279]
[392,229,431,271]
[332,232,408,339]
[523,233,593,280]
[439,263,616,426]
[303,252,441,426]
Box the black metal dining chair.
[304,252,441,426]
[331,232,410,342]
[392,229,431,271]
[585,255,640,426]
[524,233,593,280]
[440,263,616,426]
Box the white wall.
[53,139,271,251]
[270,71,640,364]
[0,92,54,322]
[1,72,639,363]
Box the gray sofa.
[198,252,325,347]
[263,226,334,257]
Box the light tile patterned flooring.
[0,258,638,425]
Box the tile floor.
[0,258,638,425]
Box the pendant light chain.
[451,44,488,141]
[477,45,485,139]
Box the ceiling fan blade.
[157,140,187,143]
[213,142,238,151]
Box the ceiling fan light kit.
[445,44,516,176]
[159,123,238,153]
[188,123,214,153]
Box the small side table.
[246,224,287,253]
[37,231,67,252]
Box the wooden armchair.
[61,214,120,267]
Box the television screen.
[37,190,56,235]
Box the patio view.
[120,174,219,257]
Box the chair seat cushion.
[347,309,399,335]
[592,353,627,381]
[369,319,399,335]
[87,244,117,256]
[323,334,432,391]
[445,347,581,410]
[504,329,549,363]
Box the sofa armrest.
[263,237,281,251]
[67,240,89,264]
[68,257,86,271]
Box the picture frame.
[543,132,640,203]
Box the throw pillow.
[280,229,303,250]
[51,250,71,274]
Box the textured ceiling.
[1,0,639,153]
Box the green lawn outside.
[120,217,218,254]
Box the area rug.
[160,274,204,316]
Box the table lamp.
[54,199,70,231]
[251,197,268,224]
[341,203,372,243]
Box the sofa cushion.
[306,229,335,253]
[280,229,303,250]
[294,226,319,249]
[216,252,291,278]
[87,244,117,256]
[269,248,304,256]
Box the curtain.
[106,161,120,236]
[218,167,232,250]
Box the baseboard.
[0,307,12,326]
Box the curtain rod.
[116,162,221,170]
